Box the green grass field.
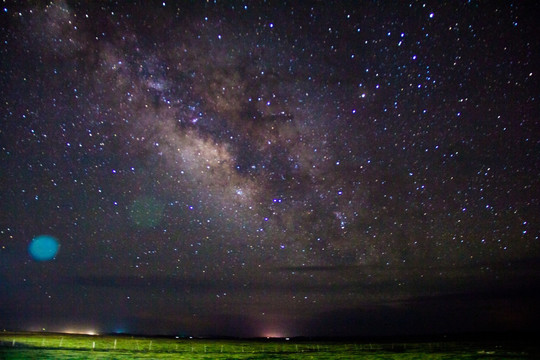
[0,332,537,359]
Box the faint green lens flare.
[130,196,164,228]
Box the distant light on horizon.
[62,328,100,336]
[262,330,287,339]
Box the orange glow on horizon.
[61,328,100,336]
[262,330,287,338]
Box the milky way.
[1,1,539,337]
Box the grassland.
[0,331,537,359]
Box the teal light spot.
[29,235,59,261]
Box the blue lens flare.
[29,235,59,261]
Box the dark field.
[0,332,537,359]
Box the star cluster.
[1,1,539,337]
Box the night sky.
[1,1,539,338]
